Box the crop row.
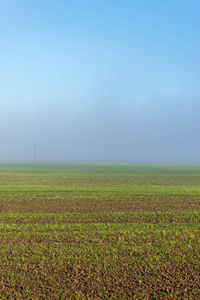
[0,213,199,299]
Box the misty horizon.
[0,139,200,163]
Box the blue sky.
[0,0,200,161]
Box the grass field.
[0,162,199,299]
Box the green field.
[0,162,199,299]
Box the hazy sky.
[1,0,200,162]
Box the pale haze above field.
[0,0,200,162]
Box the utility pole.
[165,141,168,165]
[34,140,36,163]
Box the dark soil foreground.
[0,215,199,299]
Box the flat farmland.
[0,162,199,299]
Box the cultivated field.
[0,162,199,299]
